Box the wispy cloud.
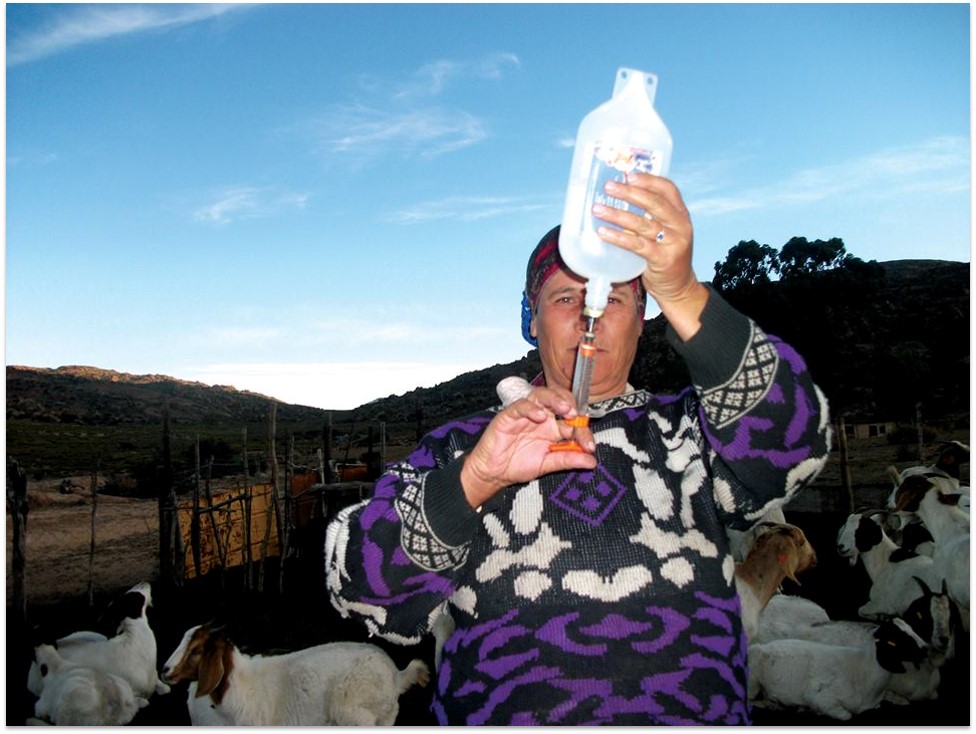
[306,53,520,161]
[389,195,550,224]
[7,4,247,66]
[393,53,521,99]
[474,52,521,80]
[688,136,968,218]
[318,105,487,159]
[193,186,309,225]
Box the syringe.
[549,314,598,453]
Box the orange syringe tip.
[548,414,590,453]
[563,415,590,428]
[549,440,586,453]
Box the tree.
[712,240,781,291]
[778,237,849,280]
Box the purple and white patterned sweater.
[325,290,831,725]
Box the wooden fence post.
[87,464,99,608]
[242,427,253,592]
[203,456,227,585]
[258,402,279,593]
[280,433,294,593]
[191,438,202,579]
[323,412,334,483]
[158,407,182,591]
[837,414,854,514]
[6,458,29,628]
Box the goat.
[733,522,817,642]
[748,617,928,720]
[27,580,170,701]
[891,474,970,629]
[727,508,788,562]
[755,577,954,705]
[161,622,430,726]
[30,643,149,725]
[835,510,944,621]
[886,440,970,507]
[754,593,831,644]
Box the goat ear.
[913,575,933,597]
[195,646,226,698]
[778,543,801,584]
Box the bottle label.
[586,143,664,230]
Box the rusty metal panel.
[177,483,280,579]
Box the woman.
[325,174,831,725]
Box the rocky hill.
[5,365,332,426]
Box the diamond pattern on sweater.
[698,328,778,429]
[551,467,628,526]
[396,481,470,571]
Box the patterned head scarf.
[521,225,645,346]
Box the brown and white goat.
[734,522,818,641]
[161,622,429,726]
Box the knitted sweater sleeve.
[665,285,832,528]
[324,414,488,643]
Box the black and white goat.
[748,616,929,720]
[161,622,430,726]
[891,474,970,630]
[26,580,170,701]
[835,510,945,621]
[886,440,970,512]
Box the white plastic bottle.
[558,67,673,317]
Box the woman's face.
[530,269,644,402]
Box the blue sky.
[5,3,971,410]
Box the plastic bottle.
[558,67,673,317]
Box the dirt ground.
[6,471,970,726]
[6,479,160,605]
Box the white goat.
[892,474,970,629]
[733,523,817,642]
[748,616,928,720]
[835,510,944,621]
[27,581,170,701]
[754,593,831,643]
[755,578,954,705]
[161,622,430,726]
[30,643,149,725]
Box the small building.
[844,419,897,440]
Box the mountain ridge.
[7,258,970,431]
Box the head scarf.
[521,225,645,346]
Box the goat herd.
[16,442,970,726]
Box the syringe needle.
[571,326,597,414]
